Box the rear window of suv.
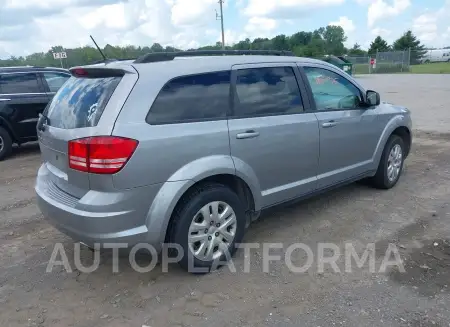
[45,76,121,129]
[146,70,230,124]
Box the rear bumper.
[35,164,163,249]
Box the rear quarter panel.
[111,120,232,189]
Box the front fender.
[371,114,410,169]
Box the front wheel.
[169,183,246,273]
[370,135,405,189]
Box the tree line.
[0,26,429,68]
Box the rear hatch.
[37,65,138,198]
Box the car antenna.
[90,35,107,61]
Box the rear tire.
[369,135,405,189]
[0,127,12,161]
[169,183,246,273]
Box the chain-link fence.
[345,49,450,74]
[346,50,411,75]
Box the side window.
[303,67,362,111]
[0,73,41,94]
[147,71,230,124]
[233,67,304,117]
[43,72,70,92]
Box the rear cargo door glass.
[45,76,121,129]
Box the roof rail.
[0,65,43,68]
[89,58,136,65]
[133,50,295,64]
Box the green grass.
[409,62,450,74]
[351,62,450,74]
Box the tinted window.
[147,71,230,124]
[233,67,303,117]
[43,72,70,92]
[45,76,121,129]
[303,67,362,110]
[0,73,41,94]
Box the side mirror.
[366,90,380,106]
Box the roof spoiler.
[69,67,126,78]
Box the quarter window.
[303,67,362,110]
[233,67,304,117]
[43,72,70,92]
[0,73,41,94]
[147,71,231,124]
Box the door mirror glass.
[366,90,380,106]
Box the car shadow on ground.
[10,142,40,159]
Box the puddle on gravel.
[389,239,450,297]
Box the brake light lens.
[68,136,138,174]
[71,68,89,77]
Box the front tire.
[0,127,13,161]
[169,183,246,273]
[370,135,405,189]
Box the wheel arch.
[162,174,257,244]
[0,116,17,142]
[391,126,411,157]
[145,156,262,252]
[372,115,411,169]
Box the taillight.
[68,136,138,174]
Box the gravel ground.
[356,73,450,134]
[1,74,450,327]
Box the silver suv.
[35,50,412,272]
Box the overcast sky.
[1,0,449,59]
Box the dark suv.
[0,66,70,160]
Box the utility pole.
[216,0,225,50]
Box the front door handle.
[322,121,337,128]
[236,130,260,139]
[0,98,11,102]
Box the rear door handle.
[236,130,260,139]
[322,121,337,128]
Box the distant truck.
[420,49,450,63]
